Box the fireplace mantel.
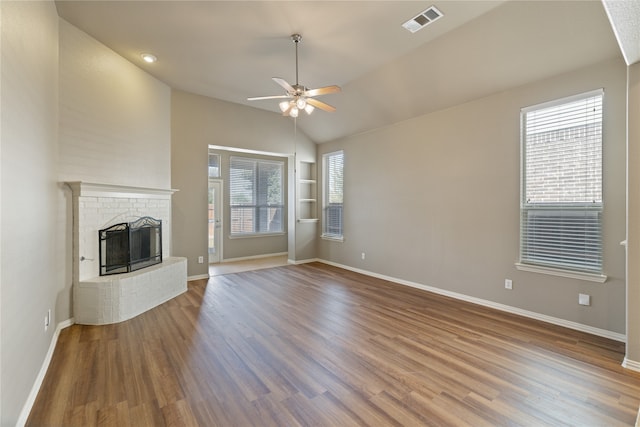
[65,181,178,199]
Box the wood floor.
[27,262,640,426]
[208,255,289,276]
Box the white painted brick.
[74,257,187,325]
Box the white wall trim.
[515,262,608,283]
[622,357,640,372]
[188,274,210,281]
[221,252,288,263]
[288,257,321,265]
[318,259,626,343]
[16,318,75,427]
[65,181,178,200]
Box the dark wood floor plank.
[27,263,640,426]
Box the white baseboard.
[17,317,75,427]
[623,357,640,372]
[221,252,288,263]
[187,274,210,281]
[288,257,320,265]
[318,259,626,343]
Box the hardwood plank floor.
[208,255,289,276]
[27,263,640,426]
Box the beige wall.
[1,1,60,424]
[171,90,316,277]
[318,57,627,335]
[626,62,640,364]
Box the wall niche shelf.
[297,161,318,222]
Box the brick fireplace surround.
[66,182,187,325]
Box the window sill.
[321,234,344,243]
[515,262,607,283]
[229,232,285,239]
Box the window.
[208,152,220,178]
[519,89,603,275]
[229,156,284,235]
[322,151,344,239]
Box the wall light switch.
[504,279,513,290]
[579,293,591,306]
[198,256,204,264]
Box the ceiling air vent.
[402,6,443,33]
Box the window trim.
[518,89,605,280]
[515,262,607,283]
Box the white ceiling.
[602,0,640,66]
[55,0,626,143]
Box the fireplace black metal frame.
[99,216,162,276]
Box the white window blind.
[520,89,603,273]
[230,156,284,235]
[323,151,344,238]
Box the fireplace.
[99,216,162,276]
[66,182,186,325]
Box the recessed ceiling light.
[141,53,157,63]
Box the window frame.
[517,89,606,282]
[229,156,285,237]
[322,150,344,241]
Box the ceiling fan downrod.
[292,33,302,89]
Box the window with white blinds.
[322,151,344,239]
[229,156,284,235]
[520,89,603,274]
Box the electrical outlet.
[505,279,513,290]
[361,252,366,260]
[44,309,51,331]
[579,293,591,306]
[198,256,204,264]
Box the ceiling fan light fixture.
[247,33,341,116]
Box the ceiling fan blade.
[305,85,341,97]
[247,95,290,101]
[272,77,296,94]
[306,97,336,113]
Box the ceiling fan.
[247,34,341,118]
